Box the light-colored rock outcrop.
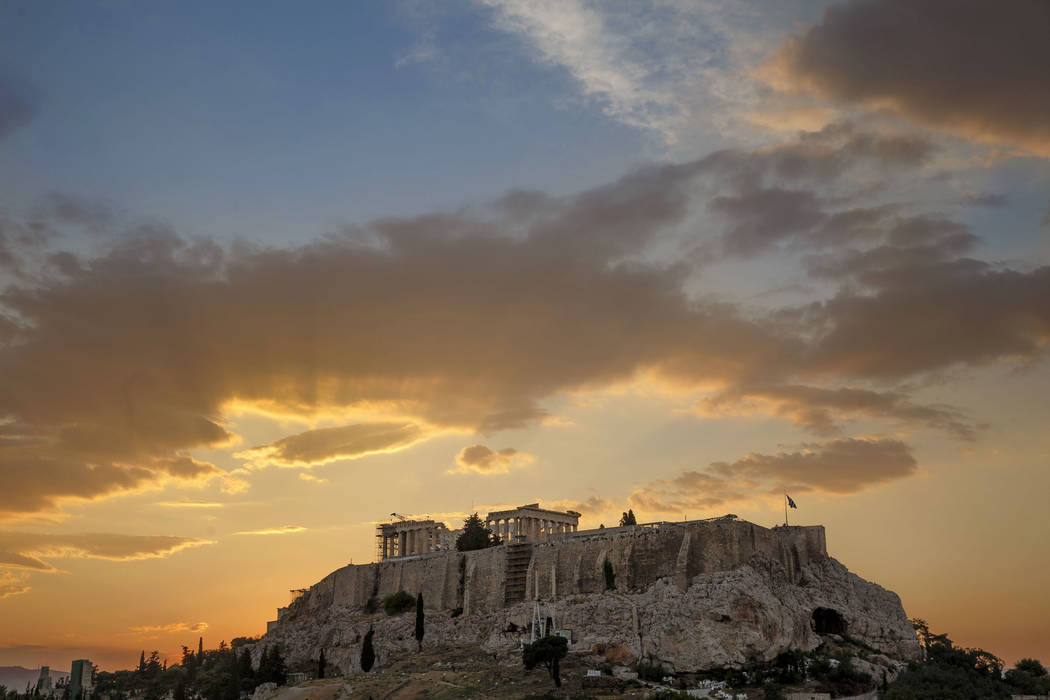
[254,546,921,675]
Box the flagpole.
[784,493,788,527]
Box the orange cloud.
[232,526,307,536]
[449,444,531,474]
[128,621,208,634]
[0,532,214,571]
[0,570,30,598]
[236,422,430,469]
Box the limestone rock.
[255,551,920,675]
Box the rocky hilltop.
[256,518,921,675]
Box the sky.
[1,0,1048,673]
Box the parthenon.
[375,503,580,560]
[485,502,580,543]
[375,519,455,559]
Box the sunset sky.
[2,0,1048,672]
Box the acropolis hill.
[257,507,922,676]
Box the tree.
[198,637,204,660]
[237,648,255,693]
[257,646,286,686]
[522,635,568,688]
[138,652,146,673]
[455,513,498,551]
[619,509,637,527]
[360,629,376,673]
[382,590,415,614]
[1016,658,1047,676]
[317,648,326,679]
[415,593,425,652]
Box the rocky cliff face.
[255,545,921,675]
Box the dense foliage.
[522,635,568,688]
[84,639,267,700]
[885,619,1049,699]
[455,512,499,551]
[360,629,376,673]
[414,592,425,651]
[618,509,637,527]
[382,590,415,615]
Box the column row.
[485,516,579,543]
[381,526,439,558]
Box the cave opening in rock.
[812,607,847,635]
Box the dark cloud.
[238,423,427,468]
[961,193,1008,208]
[801,262,1050,379]
[629,437,917,514]
[38,193,118,229]
[771,0,1050,154]
[452,444,525,474]
[0,75,37,140]
[704,384,976,440]
[710,187,825,258]
[0,532,213,571]
[0,443,222,519]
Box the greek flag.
[786,494,797,509]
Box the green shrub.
[635,658,664,683]
[382,590,415,615]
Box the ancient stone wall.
[284,519,826,622]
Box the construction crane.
[390,512,408,521]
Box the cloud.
[128,621,208,634]
[798,261,1050,380]
[961,193,1008,208]
[0,532,213,571]
[0,441,227,520]
[767,0,1050,154]
[703,384,977,439]
[232,526,307,536]
[156,500,225,509]
[475,0,792,151]
[629,437,917,514]
[0,570,31,598]
[549,495,616,516]
[37,193,118,230]
[0,126,1045,519]
[710,187,825,258]
[450,444,531,474]
[0,75,37,140]
[237,422,428,468]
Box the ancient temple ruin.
[375,503,580,560]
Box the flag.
[786,494,797,509]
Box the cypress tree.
[360,629,375,672]
[415,593,425,652]
[138,651,146,672]
[237,648,254,692]
[317,648,325,679]
[198,637,204,660]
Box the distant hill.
[0,667,69,693]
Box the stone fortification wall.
[527,521,825,600]
[262,520,921,673]
[283,519,826,622]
